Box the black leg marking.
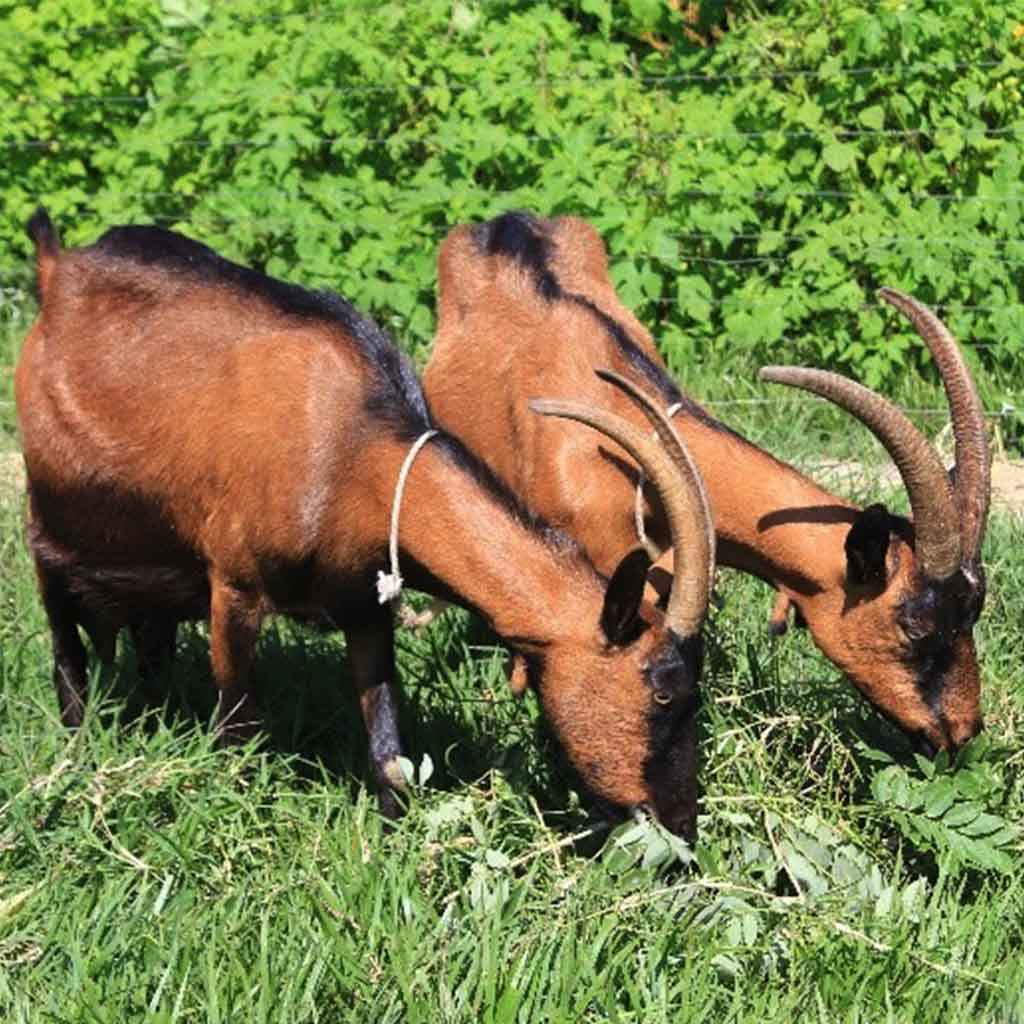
[131,617,179,702]
[209,581,263,745]
[345,616,406,821]
[36,565,89,728]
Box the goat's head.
[528,371,715,838]
[761,288,989,754]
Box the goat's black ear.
[845,503,892,587]
[601,548,652,645]
[647,565,672,610]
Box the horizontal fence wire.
[6,125,1022,150]
[3,185,1024,204]
[7,5,329,44]
[13,58,1011,107]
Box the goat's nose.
[950,715,985,753]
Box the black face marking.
[897,567,985,708]
[642,631,703,841]
[646,632,703,712]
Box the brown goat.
[423,212,991,756]
[15,209,716,837]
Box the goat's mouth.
[912,714,984,760]
[632,802,655,823]
[912,730,939,760]
[632,800,698,844]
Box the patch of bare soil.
[991,459,1024,516]
[0,451,23,503]
[804,456,1024,519]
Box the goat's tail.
[26,206,61,298]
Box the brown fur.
[424,213,985,754]
[15,212,705,837]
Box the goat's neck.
[672,417,858,600]
[381,440,601,647]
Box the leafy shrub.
[0,0,165,265]
[1,0,1021,390]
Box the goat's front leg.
[209,578,263,744]
[345,614,406,820]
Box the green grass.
[1,436,1022,1021]
[0,307,27,454]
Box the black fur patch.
[898,568,986,708]
[472,211,562,300]
[26,206,60,254]
[600,548,652,645]
[564,291,743,440]
[95,225,349,321]
[845,503,893,586]
[472,210,738,437]
[520,651,547,694]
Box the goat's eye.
[901,620,931,642]
[653,690,672,707]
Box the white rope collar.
[376,429,439,604]
[634,402,683,553]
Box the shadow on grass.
[77,596,930,841]
[84,609,573,815]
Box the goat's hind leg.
[34,563,89,728]
[131,617,178,701]
[345,613,407,821]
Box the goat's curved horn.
[878,287,990,565]
[593,368,715,594]
[528,392,713,638]
[759,366,961,581]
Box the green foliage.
[869,738,1019,874]
[0,0,164,253]
[1,0,1022,399]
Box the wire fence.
[7,124,1023,151]
[2,16,1021,425]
